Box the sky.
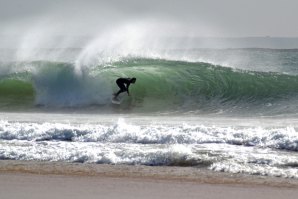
[0,0,298,37]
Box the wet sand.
[0,160,298,199]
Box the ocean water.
[1,38,298,179]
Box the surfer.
[113,77,136,99]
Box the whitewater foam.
[0,116,298,178]
[0,119,298,151]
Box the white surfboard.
[111,97,121,104]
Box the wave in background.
[1,56,298,115]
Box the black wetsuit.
[115,78,133,97]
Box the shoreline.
[0,160,298,188]
[1,161,298,199]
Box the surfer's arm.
[126,87,130,96]
[126,83,130,96]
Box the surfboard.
[111,97,121,104]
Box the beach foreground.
[0,161,298,199]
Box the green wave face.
[105,58,298,114]
[0,78,35,109]
[1,58,298,115]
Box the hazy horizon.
[1,0,298,49]
[1,0,298,37]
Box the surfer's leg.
[115,82,126,97]
[114,89,125,97]
[117,82,126,90]
[114,90,120,97]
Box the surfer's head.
[131,77,136,83]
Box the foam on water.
[1,119,298,150]
[0,119,298,178]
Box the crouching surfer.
[113,77,136,100]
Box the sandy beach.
[0,160,298,199]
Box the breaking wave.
[1,58,298,115]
